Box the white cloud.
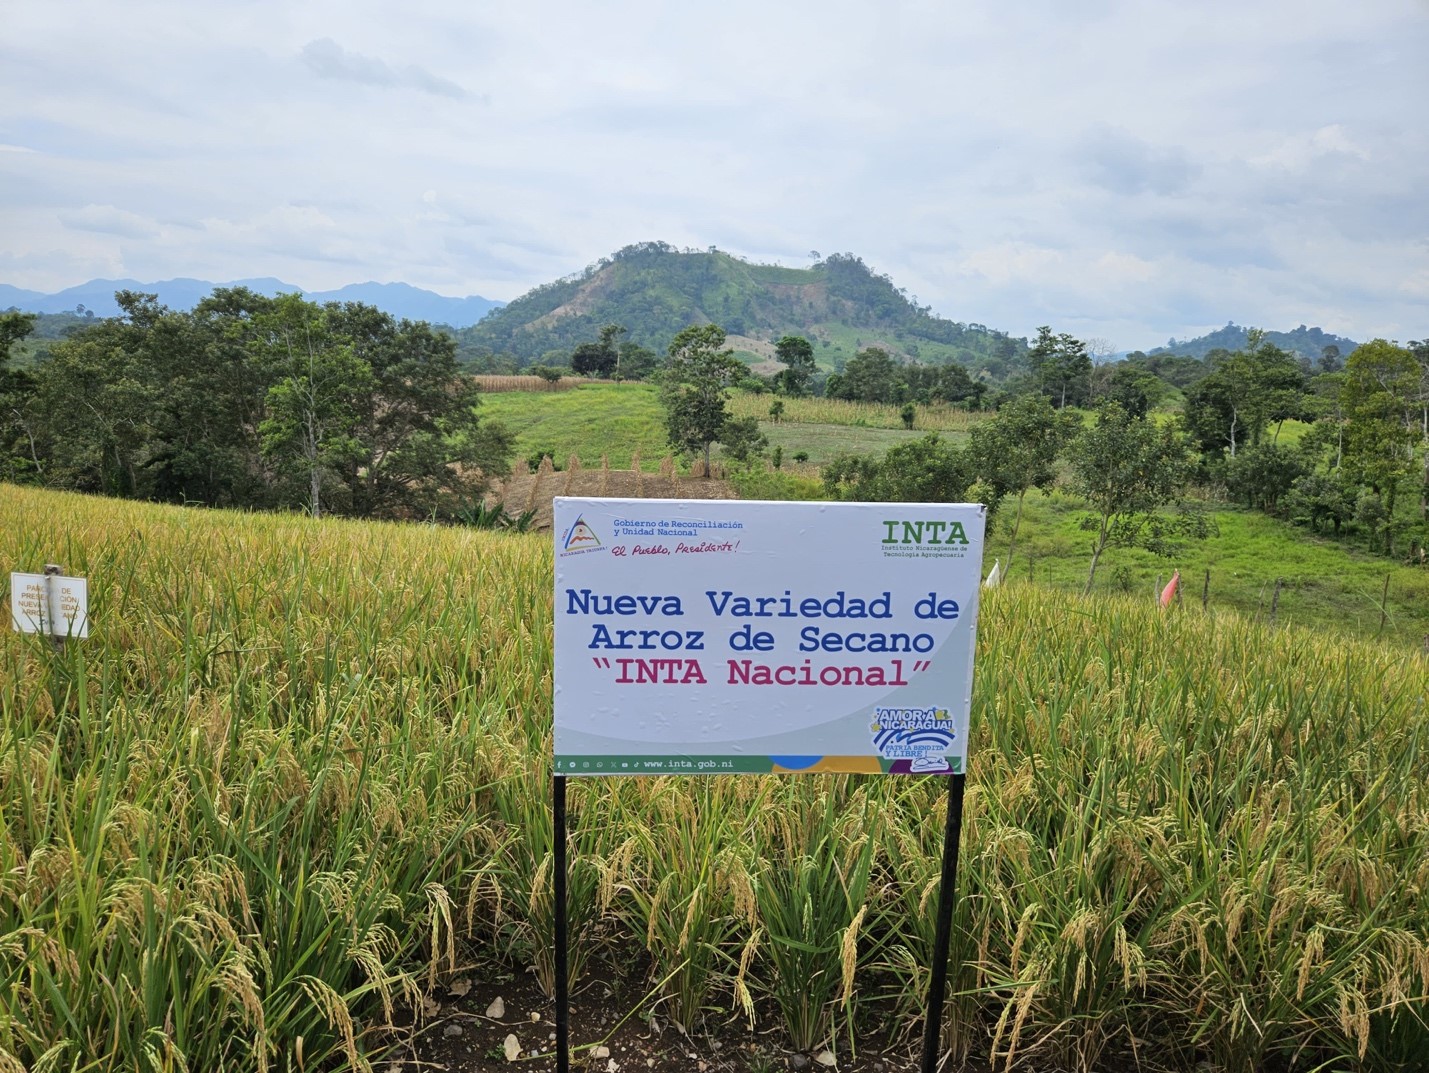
[1251,125,1372,171]
[298,38,473,100]
[58,204,161,239]
[0,0,1425,348]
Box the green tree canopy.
[0,311,39,482]
[967,395,1079,574]
[1339,339,1420,553]
[823,433,970,503]
[827,346,900,403]
[1182,331,1306,458]
[15,288,511,519]
[1027,326,1092,409]
[773,334,817,396]
[659,324,747,474]
[1068,402,1208,592]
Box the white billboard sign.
[553,498,985,776]
[10,572,90,639]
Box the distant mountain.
[1,278,502,328]
[1148,323,1360,363]
[456,242,1024,374]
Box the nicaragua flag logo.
[561,515,602,553]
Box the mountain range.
[5,253,1369,373]
[1147,323,1360,363]
[0,278,503,328]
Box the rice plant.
[751,781,875,1054]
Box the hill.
[1148,322,1360,362]
[1,278,502,327]
[454,242,1025,375]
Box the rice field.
[1,483,1426,1071]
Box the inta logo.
[560,515,604,556]
[879,519,970,558]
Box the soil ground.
[396,962,936,1073]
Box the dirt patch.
[395,964,929,1073]
[528,270,622,331]
[726,335,778,361]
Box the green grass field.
[473,384,1427,647]
[2,483,1426,1071]
[987,489,1429,646]
[477,381,671,469]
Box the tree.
[1223,442,1306,513]
[718,416,768,463]
[1100,365,1163,418]
[255,295,373,517]
[827,347,900,403]
[0,310,35,362]
[322,301,511,518]
[11,288,512,519]
[570,342,614,377]
[1409,339,1429,522]
[1027,326,1092,409]
[773,334,816,396]
[823,434,970,503]
[0,311,38,482]
[659,324,746,475]
[967,395,1079,574]
[24,295,162,497]
[922,363,985,408]
[616,340,661,381]
[152,287,276,507]
[571,323,626,378]
[1182,331,1305,458]
[1284,472,1356,536]
[1067,402,1207,592]
[1340,339,1419,554]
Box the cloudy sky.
[3,0,1425,350]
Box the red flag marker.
[1160,570,1180,609]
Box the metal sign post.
[553,774,570,1073]
[550,498,985,1071]
[43,564,65,652]
[921,771,968,1073]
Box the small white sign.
[10,572,89,639]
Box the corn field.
[471,375,586,392]
[1,483,1426,1071]
[727,393,985,432]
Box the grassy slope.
[478,382,670,469]
[990,489,1429,646]
[476,385,1427,645]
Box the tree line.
[0,290,512,520]
[639,313,1428,574]
[819,328,1429,567]
[641,322,1208,590]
